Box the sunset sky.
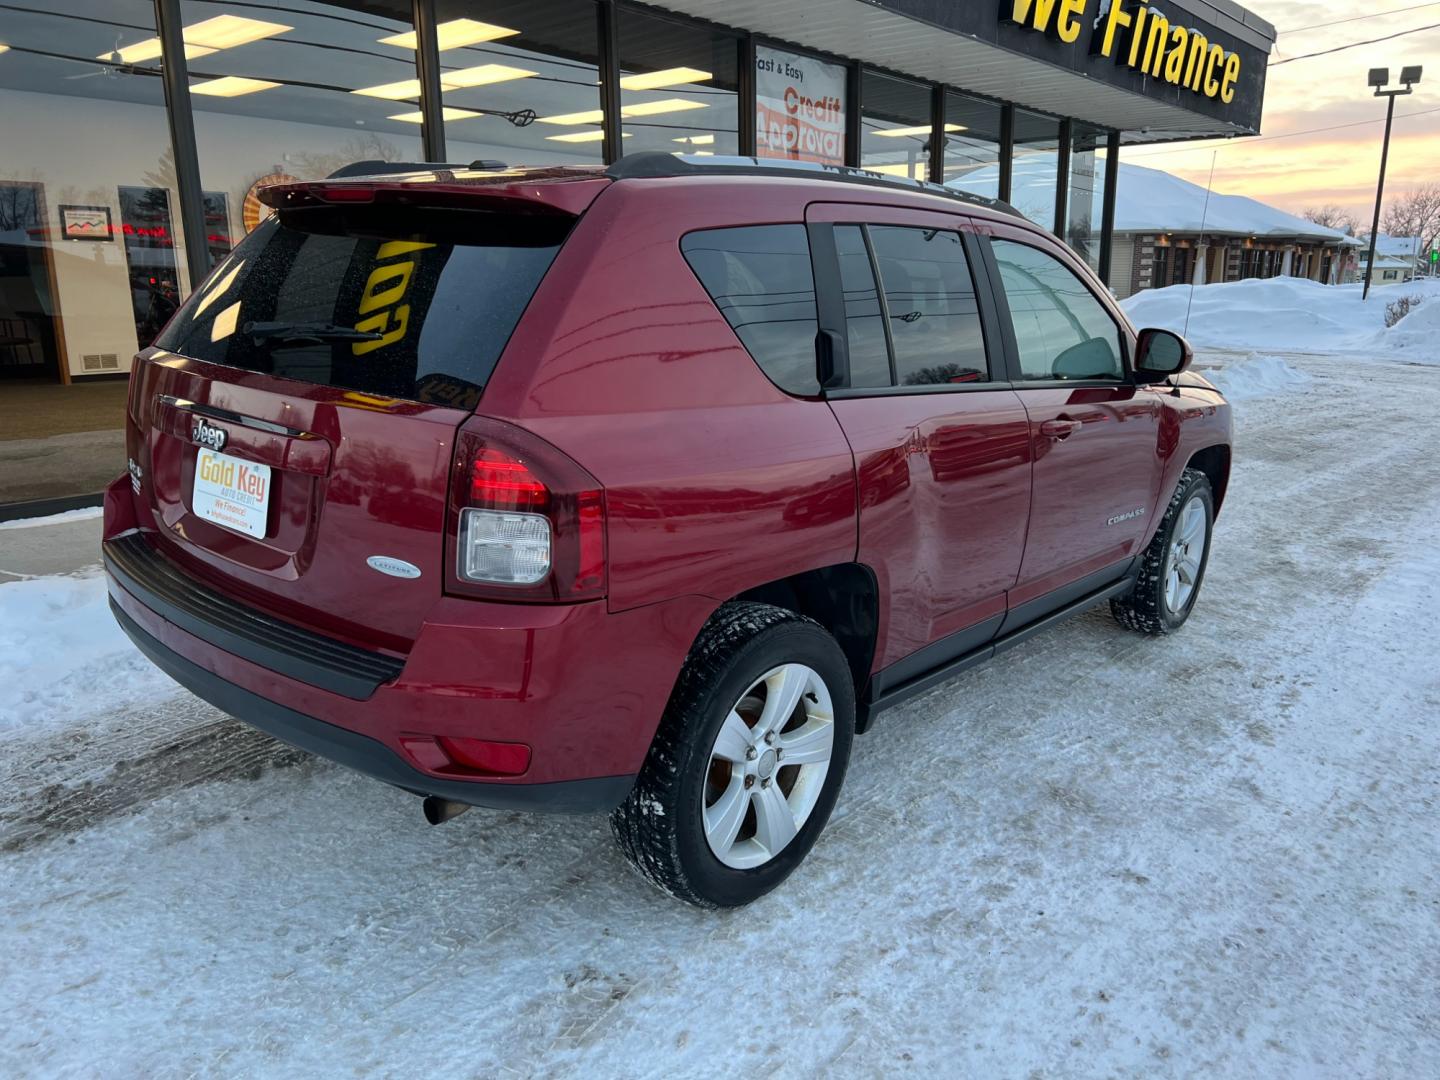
[1120,0,1440,223]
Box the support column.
[1281,247,1294,277]
[1193,241,1209,286]
[1310,248,1326,282]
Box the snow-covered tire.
[1111,468,1214,635]
[610,602,855,908]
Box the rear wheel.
[1111,468,1214,635]
[610,603,855,908]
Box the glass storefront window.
[0,2,183,381]
[1067,123,1106,271]
[618,8,739,157]
[860,71,931,180]
[435,1,604,166]
[941,91,1003,198]
[180,1,422,269]
[1010,109,1061,231]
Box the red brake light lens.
[470,448,549,512]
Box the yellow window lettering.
[1220,52,1241,103]
[352,305,410,356]
[376,240,436,260]
[357,261,415,316]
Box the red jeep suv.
[104,155,1231,907]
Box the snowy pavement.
[3,352,1439,1078]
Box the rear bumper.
[110,598,634,812]
[103,476,717,810]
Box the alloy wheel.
[1164,496,1208,613]
[702,663,835,870]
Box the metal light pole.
[1363,65,1424,300]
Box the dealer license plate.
[192,448,271,539]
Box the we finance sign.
[756,47,847,167]
[1005,0,1243,104]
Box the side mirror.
[1133,328,1193,383]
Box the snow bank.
[1121,276,1440,354]
[1372,296,1440,359]
[1196,353,1311,401]
[0,571,177,735]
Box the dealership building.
[0,0,1276,501]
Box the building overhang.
[650,0,1275,144]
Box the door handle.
[1040,419,1083,440]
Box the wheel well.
[1187,444,1231,513]
[734,564,879,712]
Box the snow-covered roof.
[946,158,1360,244]
[1361,234,1422,258]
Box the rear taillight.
[446,417,606,602]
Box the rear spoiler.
[258,167,610,218]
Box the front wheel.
[1111,468,1215,635]
[610,603,855,908]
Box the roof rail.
[326,159,469,179]
[605,152,1022,218]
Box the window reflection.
[1067,123,1106,272]
[180,1,422,266]
[0,1,178,384]
[618,8,738,156]
[436,1,604,165]
[861,71,931,180]
[1010,109,1061,231]
[941,92,1003,199]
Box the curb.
[0,491,105,524]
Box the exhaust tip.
[422,796,472,826]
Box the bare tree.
[1381,183,1440,266]
[1302,204,1359,235]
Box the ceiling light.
[379,18,518,50]
[440,64,537,88]
[546,130,623,143]
[672,134,715,145]
[0,44,9,55]
[620,67,711,91]
[184,15,291,50]
[191,76,279,97]
[352,78,424,100]
[388,107,482,122]
[621,98,708,118]
[101,39,216,64]
[538,108,607,125]
[872,123,967,138]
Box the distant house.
[1102,163,1362,299]
[947,159,1360,299]
[1358,235,1423,284]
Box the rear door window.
[680,225,820,396]
[155,208,569,407]
[868,226,989,386]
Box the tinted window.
[682,225,819,396]
[156,208,566,406]
[869,226,989,386]
[993,239,1124,382]
[833,226,892,389]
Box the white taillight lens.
[458,508,551,585]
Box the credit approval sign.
[755,46,847,167]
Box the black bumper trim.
[109,598,636,814]
[104,533,402,701]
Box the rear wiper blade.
[241,320,383,343]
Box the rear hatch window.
[155,206,569,408]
